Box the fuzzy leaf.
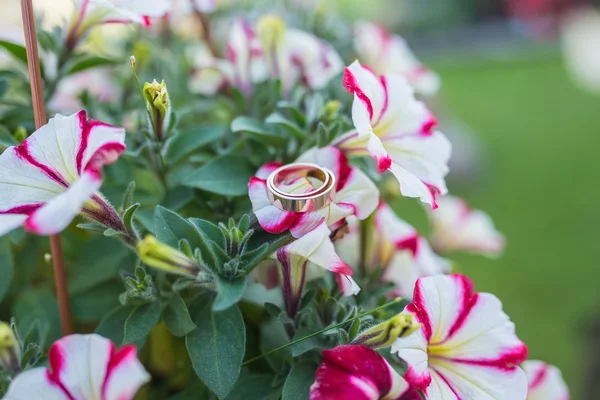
[96,306,136,345]
[163,294,197,336]
[281,361,317,400]
[0,238,14,303]
[231,116,285,145]
[213,276,248,312]
[123,302,161,347]
[186,303,246,399]
[164,125,226,165]
[265,113,306,139]
[183,154,255,196]
[291,327,327,357]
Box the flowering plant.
[0,1,569,399]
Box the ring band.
[267,163,336,212]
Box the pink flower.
[71,0,170,29]
[249,147,378,297]
[0,111,126,236]
[336,60,451,209]
[354,21,440,96]
[336,203,450,297]
[249,146,379,238]
[310,345,420,400]
[427,195,505,256]
[3,334,149,400]
[391,274,528,399]
[524,361,569,400]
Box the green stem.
[242,296,403,366]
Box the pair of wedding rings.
[267,163,336,212]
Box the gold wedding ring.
[267,163,336,212]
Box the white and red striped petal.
[392,274,528,399]
[428,195,505,256]
[339,61,450,208]
[353,21,440,96]
[74,0,169,28]
[335,273,361,296]
[0,111,126,236]
[3,334,149,400]
[310,345,419,400]
[249,147,379,238]
[524,361,569,400]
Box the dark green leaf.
[0,126,17,148]
[71,281,122,323]
[66,56,117,75]
[36,31,56,52]
[265,113,306,140]
[13,289,61,345]
[76,222,106,232]
[154,206,203,248]
[0,40,27,65]
[291,326,327,357]
[263,302,282,319]
[168,381,211,399]
[225,372,280,400]
[123,302,161,347]
[163,294,196,336]
[186,303,246,399]
[0,238,13,303]
[164,125,226,164]
[231,116,285,145]
[213,276,248,312]
[96,306,136,345]
[189,218,225,248]
[281,361,317,400]
[183,154,254,196]
[0,80,8,98]
[122,181,136,210]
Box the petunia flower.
[335,60,451,208]
[274,221,358,317]
[249,146,379,238]
[336,202,450,297]
[67,0,170,46]
[391,274,528,399]
[523,360,569,400]
[249,147,378,297]
[353,21,440,96]
[310,345,420,400]
[0,111,127,237]
[427,195,505,256]
[2,334,149,400]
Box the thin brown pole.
[21,0,73,335]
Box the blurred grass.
[412,53,600,399]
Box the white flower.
[3,334,149,400]
[523,360,569,400]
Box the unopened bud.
[129,55,136,67]
[0,322,20,373]
[143,79,171,141]
[137,236,200,277]
[322,100,341,121]
[257,15,286,52]
[352,313,420,349]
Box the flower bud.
[137,236,200,277]
[143,79,171,141]
[257,15,286,53]
[351,313,420,349]
[0,322,20,373]
[322,100,341,122]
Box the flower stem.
[242,296,403,366]
[20,0,73,335]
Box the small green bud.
[322,100,341,121]
[143,79,170,141]
[351,313,420,350]
[137,235,200,277]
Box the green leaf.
[185,303,246,399]
[0,80,8,98]
[122,181,136,210]
[13,289,61,345]
[0,126,17,148]
[291,327,327,357]
[231,116,285,145]
[66,56,117,75]
[71,281,122,323]
[168,381,211,399]
[213,276,248,312]
[36,31,57,52]
[265,113,306,140]
[164,125,226,164]
[96,306,136,345]
[163,294,196,336]
[123,302,161,347]
[225,372,280,400]
[0,238,14,303]
[0,40,27,65]
[189,218,225,248]
[281,361,317,400]
[183,154,254,196]
[154,206,204,249]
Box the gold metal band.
[267,163,336,212]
